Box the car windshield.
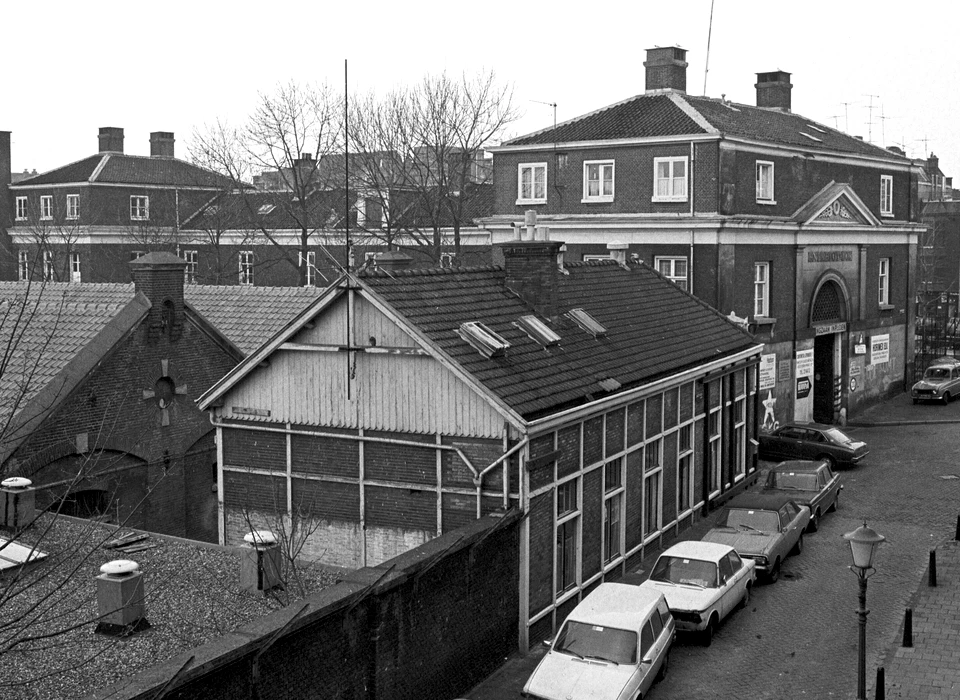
[650,555,718,588]
[554,620,638,664]
[925,367,951,379]
[821,427,855,445]
[717,508,780,533]
[767,472,819,491]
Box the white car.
[522,582,675,700]
[640,541,755,646]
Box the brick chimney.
[98,127,124,153]
[0,131,10,228]
[130,252,186,342]
[644,47,688,93]
[755,71,792,111]
[149,132,175,158]
[500,211,563,318]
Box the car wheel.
[830,492,839,512]
[739,582,752,610]
[701,615,718,646]
[817,454,836,470]
[768,558,781,583]
[944,392,951,405]
[792,534,804,555]
[656,651,669,682]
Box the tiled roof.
[360,260,756,419]
[13,154,234,188]
[185,285,325,355]
[505,91,909,163]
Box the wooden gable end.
[217,292,508,438]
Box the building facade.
[482,47,926,426]
[199,236,761,649]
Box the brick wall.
[91,511,521,700]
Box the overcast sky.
[7,1,958,177]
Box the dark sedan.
[759,422,868,469]
[762,460,842,532]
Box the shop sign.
[815,322,847,336]
[759,354,776,390]
[871,334,890,365]
[797,377,812,399]
[795,349,814,400]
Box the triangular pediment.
[792,182,882,227]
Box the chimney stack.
[1,477,35,531]
[375,250,413,271]
[0,131,10,229]
[501,210,563,319]
[755,71,792,112]
[644,47,688,93]
[96,559,148,635]
[240,530,282,592]
[98,127,124,153]
[149,132,175,158]
[130,252,187,342]
[607,242,629,267]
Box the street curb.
[848,419,960,427]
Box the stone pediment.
[792,182,882,227]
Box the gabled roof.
[11,154,234,189]
[503,91,909,164]
[200,259,759,423]
[791,182,882,226]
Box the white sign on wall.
[871,334,890,365]
[759,354,777,390]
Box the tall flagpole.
[703,0,715,96]
[344,58,352,400]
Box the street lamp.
[843,522,886,700]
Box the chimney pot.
[755,71,792,112]
[607,242,629,267]
[98,127,124,154]
[644,46,688,93]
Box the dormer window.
[566,308,606,337]
[458,321,510,358]
[515,315,561,347]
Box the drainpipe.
[690,141,695,295]
[475,437,529,517]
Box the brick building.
[198,233,761,649]
[482,47,927,426]
[0,253,322,540]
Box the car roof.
[778,422,834,431]
[656,540,733,563]
[566,582,664,630]
[723,492,799,510]
[928,357,960,367]
[770,460,827,473]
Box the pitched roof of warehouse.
[9,153,235,188]
[501,91,908,162]
[200,258,760,422]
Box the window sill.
[880,212,894,218]
[651,196,688,203]
[751,316,777,326]
[879,303,895,312]
[581,196,614,204]
[756,199,777,205]
[515,198,546,206]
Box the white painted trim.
[582,159,616,203]
[719,137,917,172]
[492,132,721,154]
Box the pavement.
[465,391,960,699]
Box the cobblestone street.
[467,394,960,699]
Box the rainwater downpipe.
[475,437,529,517]
[689,141,695,296]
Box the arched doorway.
[810,280,847,424]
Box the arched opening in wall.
[811,280,847,424]
[55,489,109,518]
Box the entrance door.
[813,333,835,423]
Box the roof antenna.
[703,0,715,95]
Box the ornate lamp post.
[843,522,886,700]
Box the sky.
[6,1,960,177]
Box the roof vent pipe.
[1,477,35,532]
[241,530,282,592]
[96,559,149,635]
[524,210,537,241]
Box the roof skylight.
[458,321,511,358]
[515,315,561,347]
[566,308,607,337]
[806,124,827,134]
[800,132,823,143]
[258,204,276,215]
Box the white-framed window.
[42,250,54,281]
[17,251,28,281]
[643,438,662,538]
[880,175,893,217]
[40,196,52,220]
[879,258,890,306]
[440,252,456,268]
[708,405,721,495]
[582,160,614,202]
[655,256,688,290]
[756,161,775,203]
[130,196,149,221]
[556,477,580,594]
[130,251,144,262]
[517,162,547,204]
[677,424,693,514]
[734,397,746,480]
[184,250,198,284]
[239,251,254,286]
[754,262,770,317]
[299,250,316,286]
[66,194,79,220]
[603,458,624,563]
[70,252,81,283]
[15,197,28,221]
[653,156,688,202]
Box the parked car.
[522,582,675,700]
[758,422,869,468]
[762,460,842,532]
[639,541,755,647]
[911,357,960,404]
[702,493,810,583]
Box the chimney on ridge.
[500,210,563,319]
[0,131,11,228]
[150,132,175,158]
[130,252,187,342]
[98,127,125,153]
[644,47,688,93]
[755,71,793,112]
